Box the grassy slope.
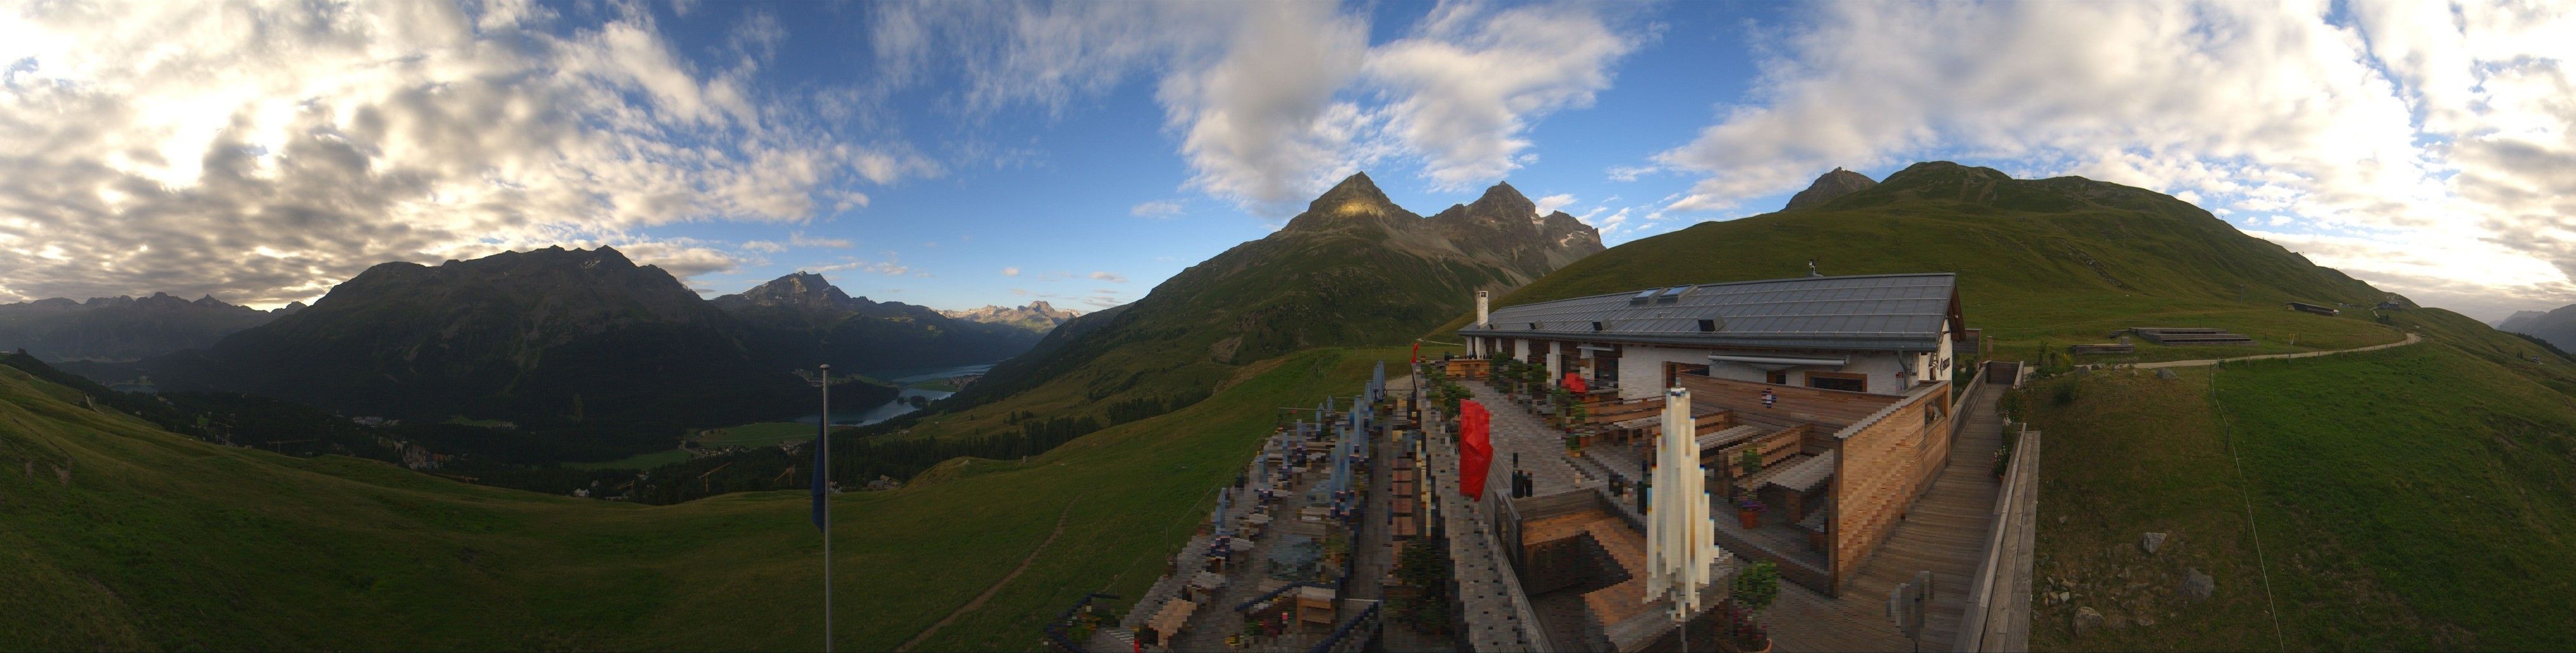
[0,345,1408,651]
[1431,163,2399,362]
[2022,308,2576,650]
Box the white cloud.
[0,2,927,307]
[813,259,909,276]
[1645,1,2576,310]
[1533,193,1577,217]
[1158,2,1374,206]
[1363,3,1637,189]
[791,232,853,249]
[1002,267,1021,277]
[1130,199,1186,218]
[872,1,1640,210]
[1605,164,1658,182]
[1088,271,1128,282]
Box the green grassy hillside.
[894,175,1588,451]
[2018,308,2576,650]
[1436,161,2402,362]
[0,344,1409,650]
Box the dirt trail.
[2131,332,2419,369]
[893,494,1084,652]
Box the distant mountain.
[150,247,891,428]
[2495,304,2576,352]
[939,172,1601,424]
[1783,166,1881,210]
[2497,310,2547,333]
[0,293,294,361]
[713,272,1043,371]
[939,301,1082,332]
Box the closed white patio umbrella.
[1645,386,1730,650]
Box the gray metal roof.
[1460,273,1958,351]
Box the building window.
[1696,319,1716,332]
[1806,371,1867,393]
[1765,371,1788,385]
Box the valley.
[6,163,2573,652]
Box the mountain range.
[938,302,1081,332]
[0,293,301,361]
[927,173,1600,437]
[712,272,1044,372]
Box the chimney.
[1476,290,1490,328]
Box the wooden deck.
[1522,509,1655,629]
[1765,383,2006,652]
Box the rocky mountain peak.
[715,272,859,312]
[1464,181,1538,224]
[1783,167,1881,210]
[938,300,1082,332]
[1307,172,1398,216]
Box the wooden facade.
[1672,372,1960,595]
[1830,383,1954,590]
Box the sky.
[0,1,2568,321]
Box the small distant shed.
[2285,302,2340,316]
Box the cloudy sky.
[1,1,2567,319]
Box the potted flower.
[1564,433,1584,457]
[1735,494,1765,529]
[1729,561,1780,652]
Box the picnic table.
[1188,571,1228,602]
[1144,599,1195,643]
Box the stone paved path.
[1463,384,1586,495]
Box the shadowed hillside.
[0,337,1417,651]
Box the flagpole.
[820,363,833,653]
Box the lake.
[869,362,999,385]
[793,387,956,427]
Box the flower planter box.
[1737,510,1762,529]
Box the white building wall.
[1612,342,1918,399]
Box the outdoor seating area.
[1078,363,1407,653]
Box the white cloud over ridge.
[1647,1,2576,316]
[1365,3,1637,190]
[0,1,924,307]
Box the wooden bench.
[1765,450,1837,525]
[1796,508,1829,552]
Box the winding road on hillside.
[2130,332,2420,369]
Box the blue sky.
[2,1,2570,319]
[653,1,1797,311]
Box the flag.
[1458,400,1492,501]
[811,418,828,531]
[1410,341,1420,365]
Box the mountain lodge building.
[1459,273,1984,598]
[1459,273,1967,399]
